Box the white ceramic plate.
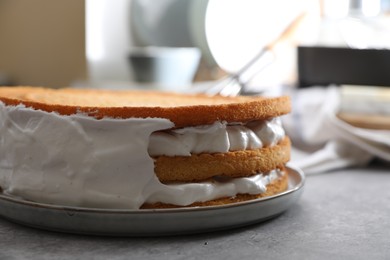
[0,166,304,236]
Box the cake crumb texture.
[0,86,291,128]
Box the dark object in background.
[297,46,390,88]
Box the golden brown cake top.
[0,86,291,128]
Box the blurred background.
[0,0,86,87]
[0,0,390,92]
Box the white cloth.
[283,86,390,174]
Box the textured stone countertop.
[1,162,389,260]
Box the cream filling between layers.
[149,118,285,156]
[0,102,285,209]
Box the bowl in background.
[128,47,201,92]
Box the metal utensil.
[198,13,306,96]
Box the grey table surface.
[0,162,389,260]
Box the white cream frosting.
[0,102,284,209]
[148,118,285,156]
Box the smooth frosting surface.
[0,102,284,209]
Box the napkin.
[282,86,390,174]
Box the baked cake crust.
[154,137,291,182]
[0,86,291,128]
